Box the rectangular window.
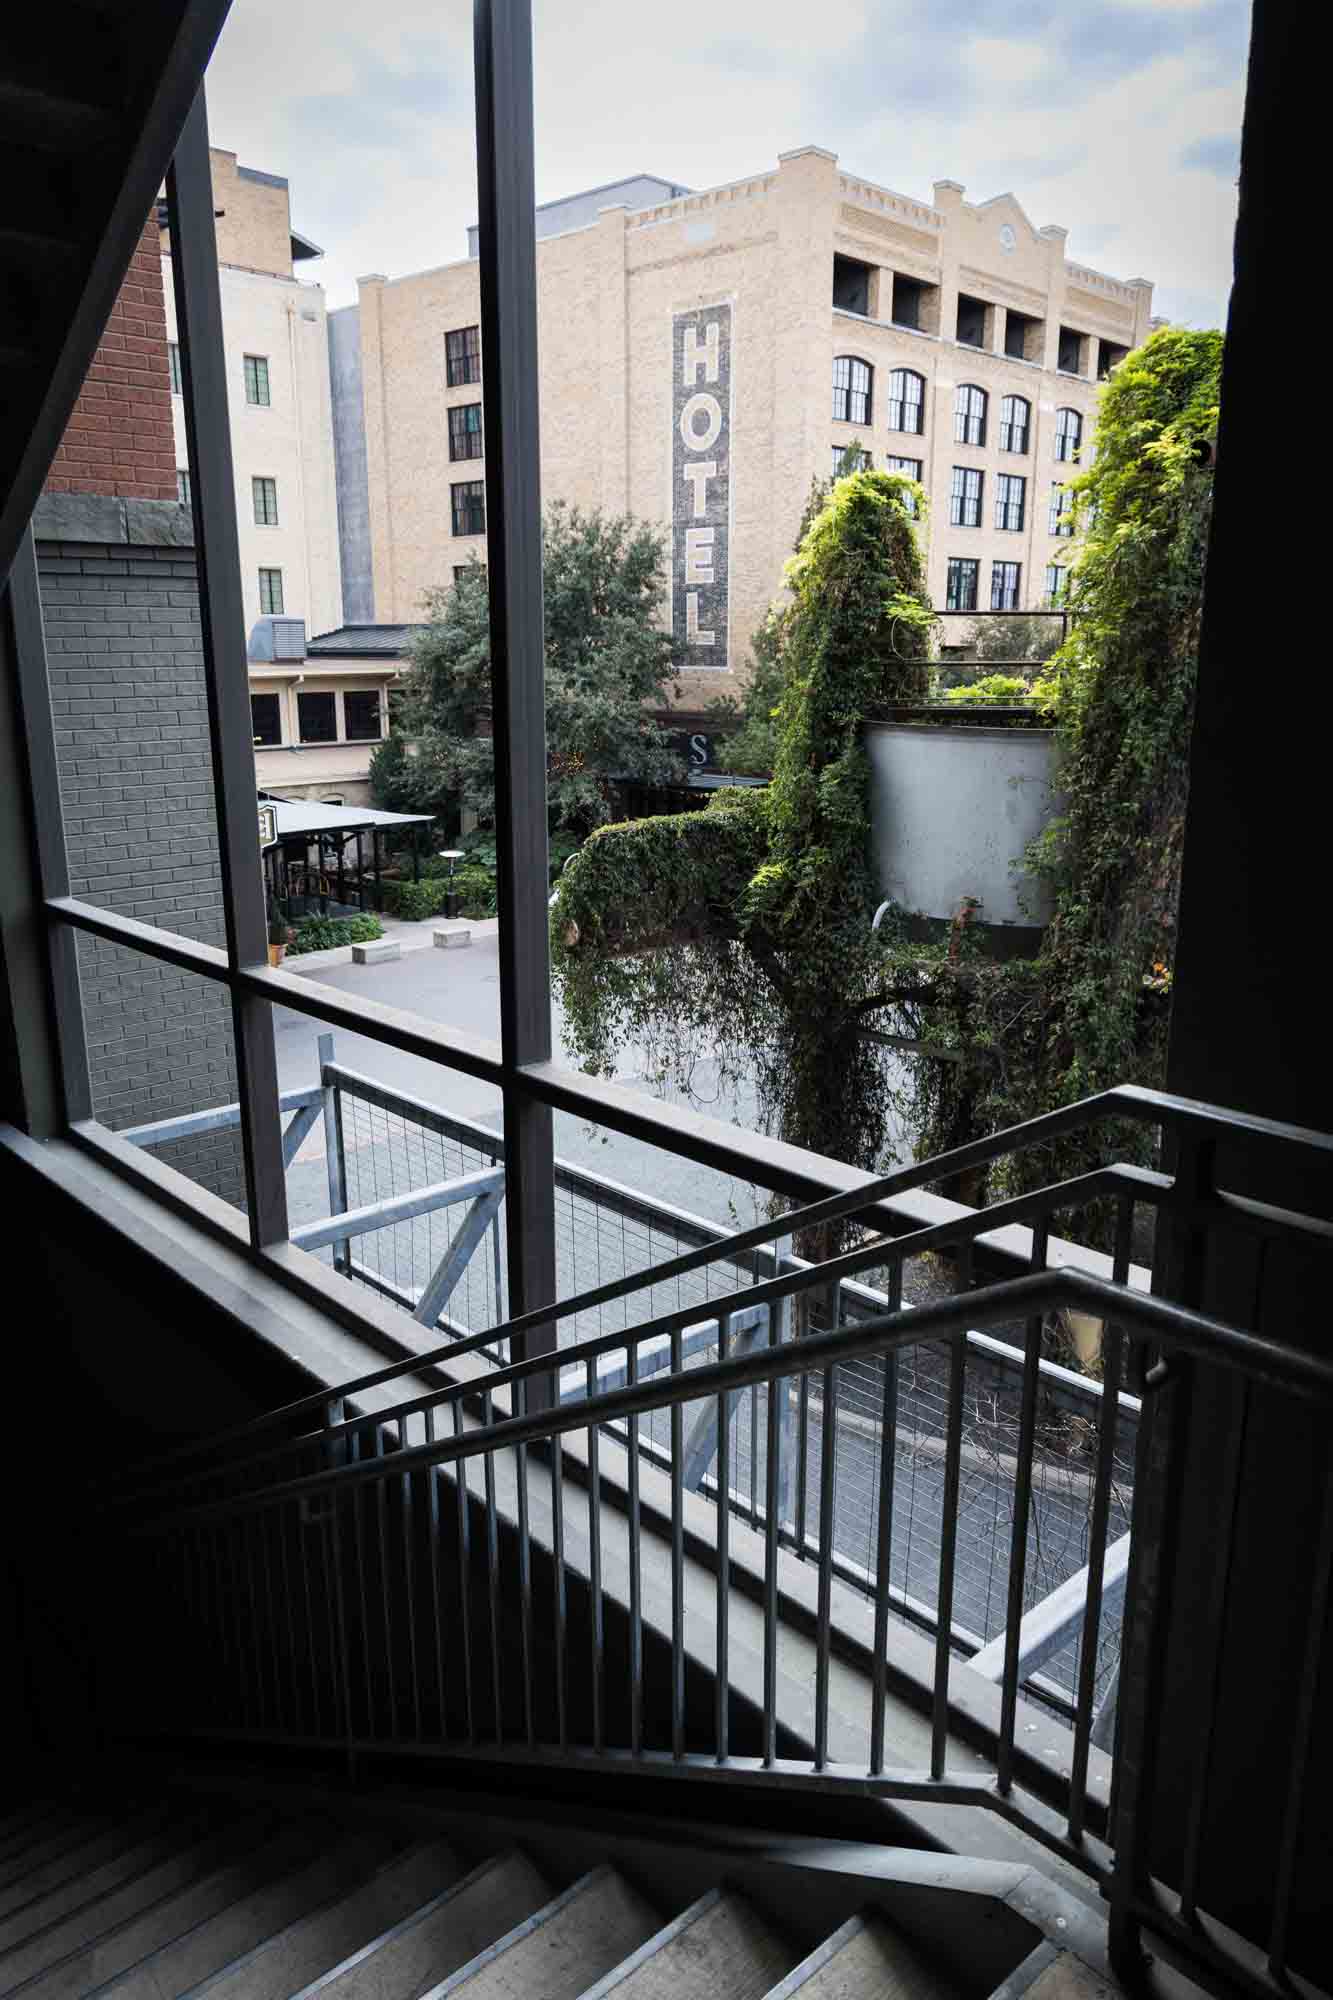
[297,690,337,744]
[448,403,485,462]
[445,325,482,387]
[832,255,873,315]
[991,560,1022,610]
[168,342,182,395]
[451,479,486,538]
[244,354,271,406]
[832,443,871,478]
[343,690,383,742]
[252,477,279,526]
[1058,327,1085,376]
[949,465,983,528]
[885,456,922,516]
[956,294,989,348]
[995,473,1026,532]
[1045,563,1067,606]
[176,469,190,506]
[1049,483,1074,537]
[250,692,282,746]
[946,558,979,612]
[258,567,284,614]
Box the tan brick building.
[334,148,1157,703]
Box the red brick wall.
[44,212,178,501]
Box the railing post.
[474,0,558,1411]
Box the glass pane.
[343,690,382,741]
[297,690,337,743]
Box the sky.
[204,0,1249,326]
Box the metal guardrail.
[110,1085,1333,1999]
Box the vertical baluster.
[931,1268,969,1779]
[550,1372,569,1750]
[425,1407,448,1739]
[514,1378,535,1748]
[276,1487,300,1734]
[715,1313,731,1764]
[586,1355,604,1753]
[1068,1195,1133,1841]
[870,1258,902,1776]
[627,1340,642,1757]
[327,1490,357,1778]
[1268,1459,1333,1982]
[375,1426,399,1739]
[240,1514,265,1731]
[670,1325,685,1757]
[763,1308,782,1766]
[401,1443,423,1741]
[348,1427,373,1740]
[998,1216,1049,1796]
[814,1359,838,1769]
[482,1390,502,1742]
[451,1399,476,1745]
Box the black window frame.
[990,559,1022,610]
[1049,482,1074,537]
[176,468,190,506]
[257,566,284,615]
[297,689,338,745]
[832,355,872,426]
[445,324,482,387]
[250,691,283,747]
[998,394,1030,454]
[954,383,987,448]
[832,442,872,478]
[1057,327,1085,377]
[886,368,925,436]
[342,689,385,743]
[1044,562,1067,607]
[243,353,271,407]
[956,293,989,349]
[1054,407,1083,463]
[995,473,1026,533]
[168,342,182,395]
[885,455,922,516]
[949,465,984,529]
[252,476,279,527]
[451,479,487,538]
[946,557,980,612]
[448,402,485,462]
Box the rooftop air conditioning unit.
[248,616,307,664]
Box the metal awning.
[260,798,435,840]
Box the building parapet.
[839,173,944,232]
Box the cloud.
[201,0,1248,327]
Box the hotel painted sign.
[671,301,733,671]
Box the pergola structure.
[259,795,435,916]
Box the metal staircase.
[0,1773,1078,2000]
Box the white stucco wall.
[867,720,1060,929]
[164,256,344,640]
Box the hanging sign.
[671,300,733,672]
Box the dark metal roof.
[306,623,424,658]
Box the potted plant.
[266,897,287,967]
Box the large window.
[243,354,271,407]
[343,690,384,742]
[998,395,1030,454]
[946,558,979,611]
[258,567,284,614]
[887,368,925,435]
[954,383,987,448]
[451,479,486,538]
[832,443,871,478]
[446,325,482,387]
[1055,407,1083,463]
[991,560,1022,610]
[949,465,983,528]
[297,690,338,744]
[1049,483,1074,537]
[448,403,484,462]
[832,355,872,425]
[885,456,922,515]
[1057,327,1085,376]
[252,476,279,527]
[1045,563,1068,606]
[250,692,282,746]
[995,473,1026,533]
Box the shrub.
[286,913,384,956]
[943,673,1057,716]
[379,879,447,922]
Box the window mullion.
[167,89,288,1252]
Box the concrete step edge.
[287,1846,513,2000]
[0,1806,183,1932]
[574,1885,726,1999]
[762,1914,871,1997]
[416,1864,628,2000]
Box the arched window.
[999,394,1030,454]
[886,368,925,435]
[1054,406,1083,462]
[833,355,872,425]
[954,382,987,447]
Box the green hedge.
[286,913,384,956]
[380,872,497,922]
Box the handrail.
[130,1267,1333,1531]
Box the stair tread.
[0,1808,184,1937]
[580,1886,793,2000]
[765,1913,960,2000]
[292,1849,547,2000]
[0,1813,317,2000]
[0,1815,116,1891]
[182,1838,460,2000]
[423,1865,660,2000]
[84,1827,401,2000]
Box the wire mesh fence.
[324,1069,1135,1712]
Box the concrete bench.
[433,922,472,950]
[352,938,401,964]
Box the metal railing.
[109,1084,1333,1999]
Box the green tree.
[392,505,684,837]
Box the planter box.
[866,718,1060,940]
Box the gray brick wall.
[35,500,245,1203]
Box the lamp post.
[439,849,465,919]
